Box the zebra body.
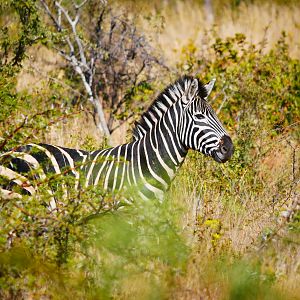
[0,76,234,205]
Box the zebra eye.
[194,113,205,119]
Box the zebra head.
[178,77,234,163]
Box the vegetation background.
[0,0,299,299]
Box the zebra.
[0,76,234,207]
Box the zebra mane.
[132,76,208,140]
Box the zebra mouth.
[212,150,229,163]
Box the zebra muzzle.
[212,135,234,163]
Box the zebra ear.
[204,78,216,98]
[187,78,199,100]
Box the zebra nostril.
[221,146,228,153]
[219,135,233,156]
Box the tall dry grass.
[135,0,300,64]
[166,132,300,299]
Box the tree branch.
[40,0,165,139]
[40,0,62,31]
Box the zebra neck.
[144,113,188,183]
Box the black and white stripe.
[0,76,234,205]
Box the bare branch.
[54,1,73,26]
[55,1,87,66]
[74,0,88,10]
[216,94,228,115]
[57,1,62,27]
[40,0,62,31]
